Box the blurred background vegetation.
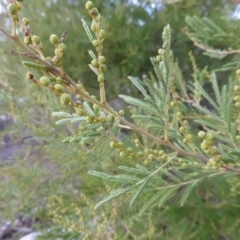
[0,0,240,239]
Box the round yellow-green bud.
[45,56,53,63]
[91,59,98,67]
[208,158,214,165]
[24,36,31,45]
[128,153,135,159]
[22,17,29,26]
[76,108,84,116]
[127,148,134,153]
[54,49,60,58]
[86,116,95,123]
[39,76,50,86]
[186,134,192,140]
[97,74,105,82]
[85,1,93,10]
[158,150,164,156]
[144,159,150,165]
[110,141,116,148]
[56,77,64,84]
[205,133,214,141]
[107,114,115,125]
[235,102,240,108]
[234,96,240,102]
[236,69,240,76]
[215,155,222,162]
[99,29,105,39]
[170,101,175,108]
[98,116,106,123]
[119,151,126,158]
[200,141,208,151]
[160,154,167,160]
[7,4,18,18]
[93,104,99,111]
[182,163,188,168]
[76,83,83,89]
[209,146,218,155]
[15,1,21,10]
[176,111,182,119]
[119,110,125,116]
[158,48,163,55]
[54,84,64,94]
[58,43,66,53]
[89,8,98,17]
[148,154,154,161]
[91,22,97,32]
[179,126,186,134]
[176,100,181,107]
[31,35,40,45]
[156,55,162,62]
[234,86,240,92]
[60,93,71,105]
[26,72,33,79]
[183,138,187,143]
[183,120,188,126]
[137,151,143,157]
[236,135,240,140]
[98,56,105,64]
[134,139,139,144]
[50,34,58,45]
[198,131,206,139]
[92,39,100,47]
[101,64,107,72]
[117,141,124,148]
[194,162,199,167]
[153,150,158,155]
[178,158,183,163]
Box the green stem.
[155,170,225,190]
[136,155,176,187]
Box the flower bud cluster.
[177,111,192,144]
[119,110,125,117]
[7,3,19,19]
[86,1,107,84]
[39,76,50,86]
[110,140,143,160]
[144,148,169,164]
[156,48,164,62]
[60,93,71,105]
[7,2,26,37]
[198,131,224,169]
[49,34,67,66]
[36,74,70,102]
[133,139,169,164]
[177,158,200,169]
[170,99,181,110]
[22,17,29,26]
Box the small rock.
[19,232,41,240]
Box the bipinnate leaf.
[94,187,132,210]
